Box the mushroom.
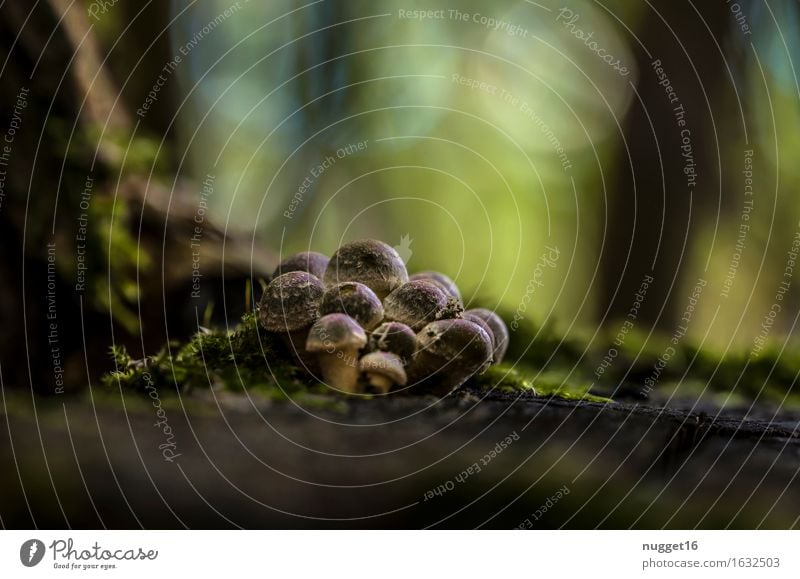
[324,239,408,299]
[409,319,493,394]
[464,308,509,364]
[306,314,367,393]
[462,312,497,361]
[369,321,417,364]
[409,271,462,304]
[383,280,462,332]
[258,271,325,370]
[359,351,407,394]
[273,251,329,279]
[320,282,384,330]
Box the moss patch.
[473,365,613,403]
[105,314,300,397]
[502,313,800,407]
[103,307,799,408]
[102,312,612,405]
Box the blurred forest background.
[2,0,800,391]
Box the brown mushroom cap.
[324,239,409,299]
[273,251,329,279]
[369,321,417,362]
[320,282,384,330]
[306,313,367,353]
[409,271,462,303]
[417,319,493,364]
[359,351,407,388]
[412,319,494,387]
[384,280,462,331]
[258,271,324,332]
[464,308,509,364]
[462,312,496,359]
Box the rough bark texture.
[1,388,797,528]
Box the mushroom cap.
[359,351,407,386]
[369,321,417,362]
[306,313,367,353]
[462,312,496,358]
[273,251,329,279]
[409,271,462,302]
[383,280,462,331]
[416,318,494,375]
[320,282,384,330]
[464,308,509,364]
[258,271,325,332]
[324,239,409,299]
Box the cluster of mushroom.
[258,239,509,395]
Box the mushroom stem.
[318,349,361,393]
[366,373,393,394]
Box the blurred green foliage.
[88,0,800,405]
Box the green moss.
[105,313,292,392]
[103,313,354,412]
[502,315,589,370]
[103,305,800,408]
[102,312,614,406]
[503,309,800,406]
[595,329,800,405]
[680,343,800,405]
[473,365,613,403]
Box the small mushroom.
[258,271,325,370]
[324,239,408,299]
[464,308,509,364]
[409,319,493,394]
[369,321,417,363]
[320,282,384,330]
[273,251,329,279]
[383,280,462,332]
[306,314,367,393]
[359,351,407,394]
[409,271,463,304]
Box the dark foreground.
[1,387,798,529]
